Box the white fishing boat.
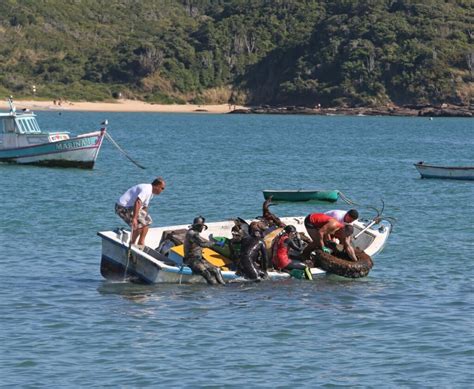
[97,216,392,284]
[0,97,106,169]
[414,162,474,181]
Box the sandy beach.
[7,99,472,117]
[11,99,246,113]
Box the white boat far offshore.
[414,161,474,181]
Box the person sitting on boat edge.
[115,177,166,248]
[325,209,359,224]
[303,213,358,262]
[184,216,226,285]
[238,222,269,281]
[272,225,312,280]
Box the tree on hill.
[0,0,471,106]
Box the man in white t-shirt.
[324,209,359,224]
[115,177,166,247]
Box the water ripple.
[1,114,473,387]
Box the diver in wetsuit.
[227,219,246,261]
[183,216,225,285]
[238,224,268,281]
[273,225,310,272]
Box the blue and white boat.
[0,97,106,169]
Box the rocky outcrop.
[230,104,473,117]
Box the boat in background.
[263,189,339,202]
[0,97,106,169]
[414,162,474,181]
[97,216,392,284]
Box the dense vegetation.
[0,0,472,107]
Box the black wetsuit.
[239,234,268,280]
[183,228,225,285]
[287,234,305,260]
[228,224,245,261]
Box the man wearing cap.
[303,212,358,262]
[183,216,226,285]
[115,177,166,248]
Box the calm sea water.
[0,112,472,387]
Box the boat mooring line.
[104,131,146,170]
[123,226,134,280]
[338,191,358,206]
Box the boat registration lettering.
[49,134,69,142]
[55,137,97,150]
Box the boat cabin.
[0,98,69,149]
[0,112,41,133]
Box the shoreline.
[9,99,246,114]
[6,99,473,117]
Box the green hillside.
[0,0,472,107]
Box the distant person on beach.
[115,177,166,248]
[303,213,357,262]
[324,209,359,224]
[184,216,226,285]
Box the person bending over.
[115,177,166,248]
[325,209,358,224]
[303,213,358,262]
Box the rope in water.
[338,191,359,206]
[123,227,133,281]
[105,131,146,170]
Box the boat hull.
[98,216,390,284]
[0,130,105,169]
[99,234,295,284]
[263,190,339,202]
[414,163,474,180]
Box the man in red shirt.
[303,213,358,262]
